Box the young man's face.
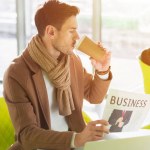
[52,15,80,55]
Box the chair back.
[0,97,14,150]
[139,57,150,94]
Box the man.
[3,0,112,150]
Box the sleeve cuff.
[71,132,77,148]
[97,72,109,80]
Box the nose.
[75,31,80,40]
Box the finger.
[103,51,111,57]
[88,120,100,126]
[92,129,108,138]
[95,125,109,134]
[94,131,105,137]
[106,51,111,57]
[90,59,96,64]
[89,56,93,60]
[95,120,109,126]
[105,51,111,63]
[97,42,108,52]
[91,136,103,141]
[94,135,104,140]
[97,41,103,47]
[88,120,109,127]
[90,57,97,63]
[98,41,101,45]
[90,58,101,66]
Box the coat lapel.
[32,71,50,128]
[23,50,50,128]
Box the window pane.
[0,0,17,81]
[102,0,150,125]
[102,0,150,59]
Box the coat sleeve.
[3,69,74,150]
[83,68,112,104]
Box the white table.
[84,129,150,150]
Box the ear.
[45,25,57,39]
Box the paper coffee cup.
[75,35,106,61]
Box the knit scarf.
[28,35,75,116]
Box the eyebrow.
[70,27,77,30]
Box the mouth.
[72,41,76,47]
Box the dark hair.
[35,0,80,36]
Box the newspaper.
[102,89,150,132]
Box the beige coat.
[3,49,112,150]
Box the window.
[101,0,150,92]
[1,0,150,126]
[102,0,150,59]
[0,0,17,94]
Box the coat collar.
[22,49,40,73]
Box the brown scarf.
[28,35,75,116]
